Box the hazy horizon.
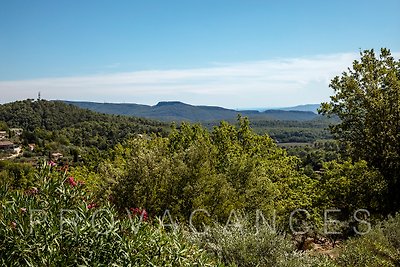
[1,97,322,111]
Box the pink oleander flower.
[129,207,148,221]
[20,208,27,213]
[10,221,17,229]
[66,176,77,187]
[48,161,56,167]
[87,202,98,209]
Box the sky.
[0,0,399,108]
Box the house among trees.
[10,128,23,136]
[0,140,15,151]
[0,131,7,140]
[51,152,63,160]
[28,144,36,151]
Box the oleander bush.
[0,162,219,266]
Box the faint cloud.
[2,52,396,107]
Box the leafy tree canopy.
[91,117,318,226]
[319,48,400,213]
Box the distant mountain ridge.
[277,104,320,113]
[237,104,320,113]
[63,101,320,122]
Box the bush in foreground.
[190,217,336,267]
[0,162,218,266]
[337,213,400,267]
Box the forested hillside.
[0,99,166,132]
[278,104,320,113]
[0,99,167,150]
[64,100,319,122]
[64,100,334,143]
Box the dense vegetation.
[203,116,337,143]
[67,100,330,143]
[1,48,399,266]
[0,99,165,133]
[250,117,336,143]
[89,117,318,225]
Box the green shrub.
[0,161,36,189]
[317,160,387,214]
[337,213,400,267]
[190,217,336,267]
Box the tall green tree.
[319,48,400,213]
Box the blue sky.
[0,0,399,108]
